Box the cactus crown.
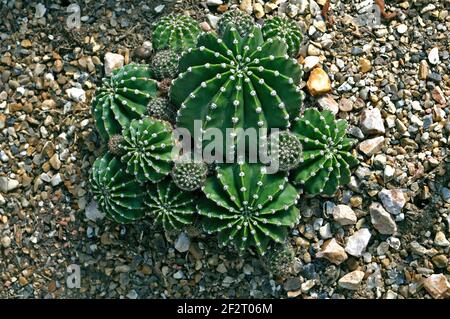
[150,49,180,80]
[90,153,146,223]
[121,117,174,183]
[145,178,196,232]
[171,25,305,158]
[92,64,157,140]
[198,162,300,255]
[152,14,201,53]
[171,160,208,191]
[262,17,303,58]
[217,10,255,38]
[291,109,359,196]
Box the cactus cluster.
[152,14,201,53]
[262,17,303,58]
[92,64,157,140]
[217,10,254,38]
[198,163,300,254]
[291,109,359,196]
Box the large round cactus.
[121,117,174,183]
[198,162,300,255]
[145,178,196,232]
[152,14,201,53]
[92,64,157,140]
[262,17,303,58]
[291,109,359,196]
[217,9,254,38]
[90,152,146,224]
[171,26,305,156]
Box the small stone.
[332,205,357,226]
[338,270,365,290]
[303,56,320,71]
[378,189,406,215]
[174,232,190,253]
[49,154,61,170]
[359,58,372,73]
[216,263,227,274]
[360,108,385,135]
[428,47,440,65]
[21,39,32,48]
[317,95,339,115]
[441,187,450,203]
[316,238,348,265]
[369,202,397,235]
[173,270,184,279]
[286,3,299,18]
[396,24,407,34]
[239,0,252,14]
[419,60,428,80]
[199,21,211,32]
[253,3,265,19]
[306,68,332,96]
[434,231,450,247]
[339,98,353,112]
[34,3,46,18]
[66,87,86,103]
[432,86,446,105]
[432,255,448,269]
[284,277,301,291]
[104,52,124,76]
[345,228,371,257]
[423,274,450,299]
[85,201,105,221]
[1,236,11,248]
[0,177,20,192]
[359,136,385,156]
[51,173,62,186]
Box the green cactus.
[147,97,176,122]
[291,109,359,196]
[90,152,146,224]
[152,14,201,53]
[171,26,305,156]
[171,160,208,191]
[261,241,297,277]
[107,134,125,156]
[217,9,254,38]
[150,49,180,80]
[120,117,174,183]
[271,130,303,171]
[198,162,300,255]
[262,17,303,58]
[92,64,157,140]
[145,178,196,232]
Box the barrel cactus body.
[171,26,305,157]
[121,117,174,183]
[92,64,157,140]
[147,97,176,122]
[90,153,146,223]
[152,14,201,53]
[171,161,208,191]
[291,109,359,196]
[217,9,254,38]
[150,50,180,80]
[145,179,196,232]
[198,163,300,255]
[271,130,303,171]
[262,17,303,58]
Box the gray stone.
[174,232,190,253]
[370,202,397,235]
[332,204,357,226]
[85,201,105,221]
[378,189,406,215]
[0,176,20,192]
[360,108,385,135]
[338,270,365,290]
[345,228,371,257]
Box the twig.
[322,0,335,26]
[374,0,398,20]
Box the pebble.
[303,56,320,71]
[1,236,11,248]
[317,95,339,115]
[358,136,385,156]
[104,53,124,76]
[339,98,353,112]
[396,24,407,34]
[360,108,385,135]
[434,231,449,247]
[66,87,86,103]
[174,232,190,253]
[306,68,332,96]
[428,47,440,65]
[0,177,20,193]
[419,60,429,80]
[338,270,365,290]
[316,238,348,265]
[378,189,406,215]
[423,274,450,299]
[85,201,105,222]
[359,58,372,73]
[369,202,397,235]
[332,205,357,226]
[345,228,371,257]
[441,188,450,203]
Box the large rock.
[104,52,124,76]
[332,204,357,226]
[369,202,397,235]
[378,189,406,215]
[306,68,331,96]
[423,274,450,299]
[360,108,385,135]
[358,136,385,156]
[345,228,371,257]
[338,270,365,290]
[316,238,348,265]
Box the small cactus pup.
[217,9,254,38]
[92,63,157,140]
[291,108,359,196]
[198,162,300,255]
[171,160,208,191]
[150,49,180,80]
[152,14,201,53]
[145,178,196,232]
[108,134,125,156]
[171,25,305,156]
[121,117,174,183]
[147,97,176,123]
[90,152,146,223]
[269,130,303,172]
[261,241,297,278]
[158,78,173,96]
[262,16,303,58]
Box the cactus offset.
[262,17,303,58]
[217,9,254,38]
[291,109,359,196]
[171,160,208,191]
[261,241,297,277]
[147,97,176,123]
[90,153,146,223]
[171,26,305,156]
[271,130,303,171]
[121,117,174,183]
[92,64,157,140]
[145,178,196,232]
[108,134,125,156]
[150,49,180,80]
[152,14,201,53]
[198,162,300,255]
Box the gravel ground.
[0,0,449,299]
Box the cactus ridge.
[217,9,255,38]
[171,26,305,157]
[262,16,303,58]
[90,153,146,224]
[152,14,201,53]
[121,117,174,183]
[198,162,300,255]
[145,178,196,232]
[291,109,359,196]
[92,63,157,140]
